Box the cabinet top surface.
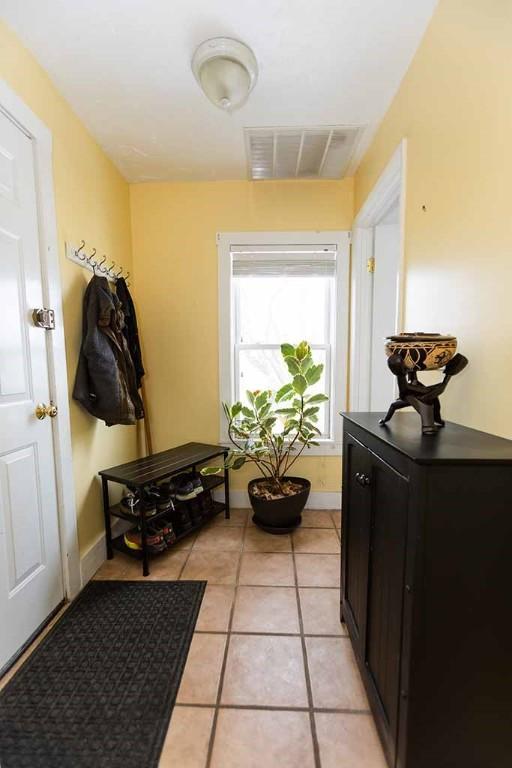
[342,412,512,464]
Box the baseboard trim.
[80,518,130,586]
[214,487,341,511]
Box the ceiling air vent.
[245,126,363,180]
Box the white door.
[0,111,64,672]
[369,205,400,410]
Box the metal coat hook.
[115,266,123,278]
[97,255,107,272]
[86,248,97,264]
[75,240,86,260]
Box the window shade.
[231,244,337,277]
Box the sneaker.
[189,500,203,525]
[141,499,157,518]
[121,492,140,515]
[155,486,174,512]
[149,520,177,547]
[159,479,178,501]
[124,529,166,553]
[176,481,196,501]
[192,476,204,496]
[121,491,157,518]
[200,491,214,514]
[154,520,177,547]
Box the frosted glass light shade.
[192,38,258,111]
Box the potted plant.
[202,341,328,533]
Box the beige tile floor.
[4,508,386,768]
[94,507,386,768]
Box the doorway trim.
[0,79,81,600]
[349,139,407,411]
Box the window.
[218,232,350,454]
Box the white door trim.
[0,79,80,600]
[349,139,407,411]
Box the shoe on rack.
[192,475,204,496]
[121,491,157,518]
[124,529,166,553]
[187,498,203,524]
[152,519,177,547]
[200,491,214,514]
[176,481,196,501]
[121,492,140,516]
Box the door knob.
[35,401,58,420]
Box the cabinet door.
[365,453,408,766]
[341,436,372,650]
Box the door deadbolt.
[35,401,58,420]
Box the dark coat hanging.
[116,277,145,390]
[73,275,144,426]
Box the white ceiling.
[1,0,438,182]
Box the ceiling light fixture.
[191,37,258,112]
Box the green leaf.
[276,383,294,402]
[222,402,231,421]
[303,419,321,431]
[200,466,223,476]
[246,390,255,405]
[300,355,314,373]
[306,393,329,404]
[255,391,268,411]
[231,401,243,417]
[241,406,253,418]
[232,456,246,470]
[259,403,272,419]
[305,363,323,386]
[275,407,297,416]
[303,406,320,418]
[281,343,295,358]
[295,340,310,360]
[284,356,301,376]
[292,374,308,395]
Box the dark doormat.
[0,579,206,768]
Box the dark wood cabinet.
[341,413,512,768]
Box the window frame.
[217,230,350,456]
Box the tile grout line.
[194,629,349,638]
[204,509,249,768]
[291,531,323,768]
[176,531,199,580]
[175,702,371,715]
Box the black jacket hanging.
[116,277,145,390]
[73,275,144,426]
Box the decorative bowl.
[385,333,457,371]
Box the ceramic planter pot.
[248,477,310,534]
[385,333,457,371]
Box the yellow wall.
[130,180,353,492]
[0,22,139,556]
[355,0,512,439]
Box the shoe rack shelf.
[99,442,230,577]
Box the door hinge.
[32,308,55,330]
[367,257,375,274]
